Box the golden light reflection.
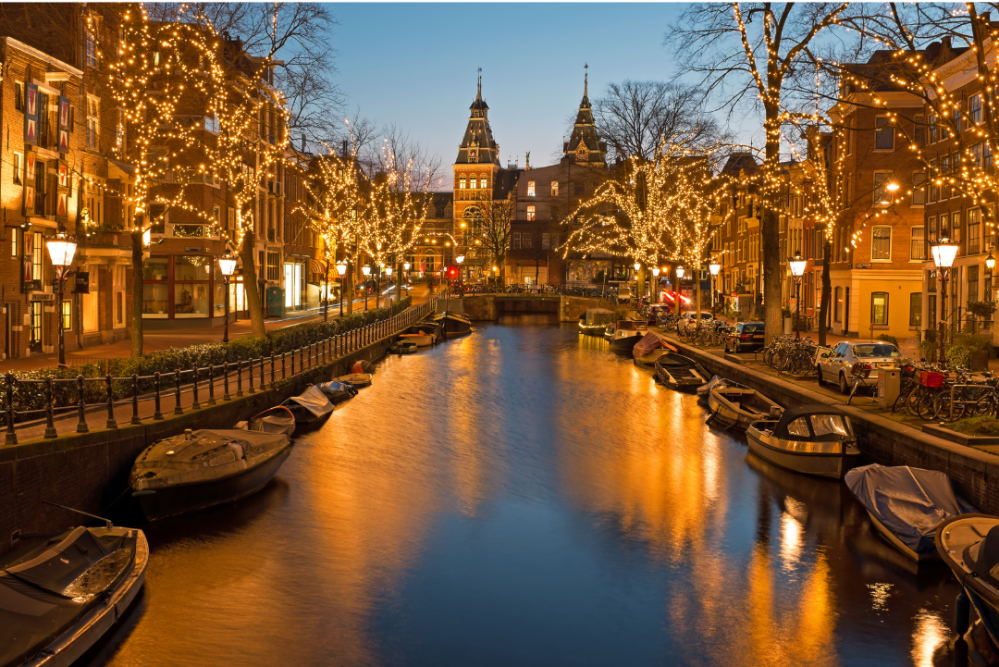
[868,582,894,612]
[911,609,947,667]
[779,511,803,572]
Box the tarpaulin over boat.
[845,463,975,554]
[632,332,677,359]
[284,385,334,420]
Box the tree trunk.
[695,271,702,319]
[762,104,783,344]
[637,267,646,302]
[345,261,354,315]
[396,262,402,305]
[239,230,266,337]
[818,238,831,347]
[130,228,144,358]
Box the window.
[972,143,984,169]
[929,160,939,202]
[512,233,521,249]
[527,205,536,221]
[14,82,23,112]
[834,287,843,322]
[875,117,894,150]
[873,172,892,206]
[871,292,889,325]
[521,233,533,249]
[458,176,466,190]
[910,293,922,327]
[12,153,21,185]
[85,27,98,67]
[267,252,280,280]
[872,227,892,260]
[86,96,99,149]
[940,213,950,238]
[527,181,536,197]
[61,300,72,331]
[929,114,938,143]
[911,226,925,260]
[987,142,994,170]
[969,209,982,254]
[11,228,17,258]
[971,95,983,125]
[542,233,551,250]
[481,177,488,189]
[914,115,925,147]
[928,216,937,242]
[953,211,962,243]
[551,181,559,196]
[968,265,980,303]
[912,172,925,205]
[470,177,477,189]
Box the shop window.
[909,293,922,327]
[267,252,280,280]
[834,287,843,322]
[871,292,889,325]
[173,224,204,238]
[82,265,99,331]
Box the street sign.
[75,271,90,294]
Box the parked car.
[677,311,714,331]
[723,322,766,353]
[817,340,902,394]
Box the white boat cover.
[286,385,334,419]
[697,375,727,398]
[845,463,975,554]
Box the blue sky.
[330,3,734,173]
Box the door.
[29,302,42,353]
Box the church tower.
[453,71,503,236]
[563,65,607,165]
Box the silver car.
[817,340,901,394]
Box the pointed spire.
[584,63,588,99]
[477,67,482,100]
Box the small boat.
[654,352,708,391]
[280,385,334,424]
[432,311,473,338]
[399,324,436,347]
[608,320,647,354]
[746,404,860,480]
[236,405,296,437]
[389,340,418,355]
[579,308,615,337]
[632,331,677,367]
[937,514,999,649]
[0,524,148,667]
[707,385,783,431]
[318,380,358,403]
[846,464,974,562]
[696,375,727,404]
[335,373,372,387]
[350,360,373,374]
[130,428,292,520]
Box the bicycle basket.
[919,371,944,388]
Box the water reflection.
[89,317,962,667]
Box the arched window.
[424,250,436,273]
[459,176,466,189]
[470,176,478,189]
[464,206,483,235]
[480,177,488,189]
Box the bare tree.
[593,81,721,161]
[466,198,515,285]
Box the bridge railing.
[460,284,621,299]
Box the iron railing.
[3,299,437,444]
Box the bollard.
[208,365,216,406]
[153,372,164,420]
[76,376,89,433]
[131,375,141,424]
[248,357,255,394]
[174,371,184,415]
[260,357,266,388]
[44,377,57,439]
[223,363,231,401]
[236,361,244,397]
[6,373,15,445]
[271,355,276,387]
[192,368,201,410]
[282,352,287,380]
[299,347,304,373]
[106,374,117,429]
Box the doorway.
[29,302,42,353]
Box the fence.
[3,299,436,444]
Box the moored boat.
[632,332,677,367]
[280,385,334,424]
[608,320,647,354]
[707,385,783,431]
[399,331,435,346]
[432,311,473,338]
[696,375,727,404]
[654,352,708,391]
[318,380,358,403]
[846,463,973,562]
[334,373,372,387]
[937,514,999,649]
[130,427,292,520]
[746,405,859,480]
[579,308,615,337]
[0,524,148,667]
[236,405,296,437]
[389,340,418,355]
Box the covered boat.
[707,385,783,431]
[130,428,292,520]
[399,322,436,347]
[578,308,615,337]
[608,320,647,354]
[318,380,358,403]
[334,373,372,387]
[432,311,472,338]
[236,405,296,437]
[654,352,708,391]
[0,524,148,667]
[846,464,973,562]
[632,332,677,367]
[389,340,418,355]
[280,385,334,424]
[746,404,860,480]
[937,514,999,650]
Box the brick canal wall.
[463,295,617,323]
[0,335,395,556]
[670,340,999,514]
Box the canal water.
[87,316,963,667]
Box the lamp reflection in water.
[910,609,946,667]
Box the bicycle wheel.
[917,390,941,421]
[906,387,924,418]
[973,393,999,417]
[892,386,914,413]
[933,391,966,422]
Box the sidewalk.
[3,286,430,373]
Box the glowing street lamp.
[931,238,959,364]
[362,264,371,310]
[651,267,660,304]
[46,232,77,367]
[788,254,808,340]
[336,261,347,316]
[675,266,685,317]
[708,260,721,319]
[217,252,238,343]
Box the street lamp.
[931,238,960,365]
[455,254,465,297]
[675,266,685,318]
[709,260,721,320]
[45,231,77,367]
[217,252,238,343]
[336,261,347,316]
[652,267,660,305]
[987,247,995,274]
[788,253,808,341]
[362,264,371,310]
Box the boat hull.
[937,515,999,650]
[609,335,641,354]
[707,389,780,431]
[746,426,857,480]
[399,333,434,346]
[137,446,291,521]
[866,510,938,563]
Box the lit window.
[470,177,477,189]
[11,228,17,257]
[551,181,559,196]
[527,205,536,221]
[871,292,888,325]
[527,181,535,197]
[872,227,891,260]
[62,300,72,331]
[969,209,981,254]
[910,227,925,261]
[86,96,99,150]
[480,177,488,189]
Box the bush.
[951,416,999,437]
[877,333,899,348]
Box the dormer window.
[577,148,586,161]
[468,149,478,163]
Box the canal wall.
[463,295,617,322]
[669,340,999,514]
[0,334,396,556]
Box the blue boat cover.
[845,463,975,554]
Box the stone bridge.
[461,294,619,322]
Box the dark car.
[724,322,766,353]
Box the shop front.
[142,254,226,328]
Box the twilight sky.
[329,3,752,177]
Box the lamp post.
[709,260,721,320]
[788,254,808,341]
[362,265,371,310]
[217,252,237,343]
[385,265,393,306]
[45,231,77,368]
[676,266,685,318]
[651,267,660,304]
[336,261,347,316]
[931,238,959,365]
[456,254,465,296]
